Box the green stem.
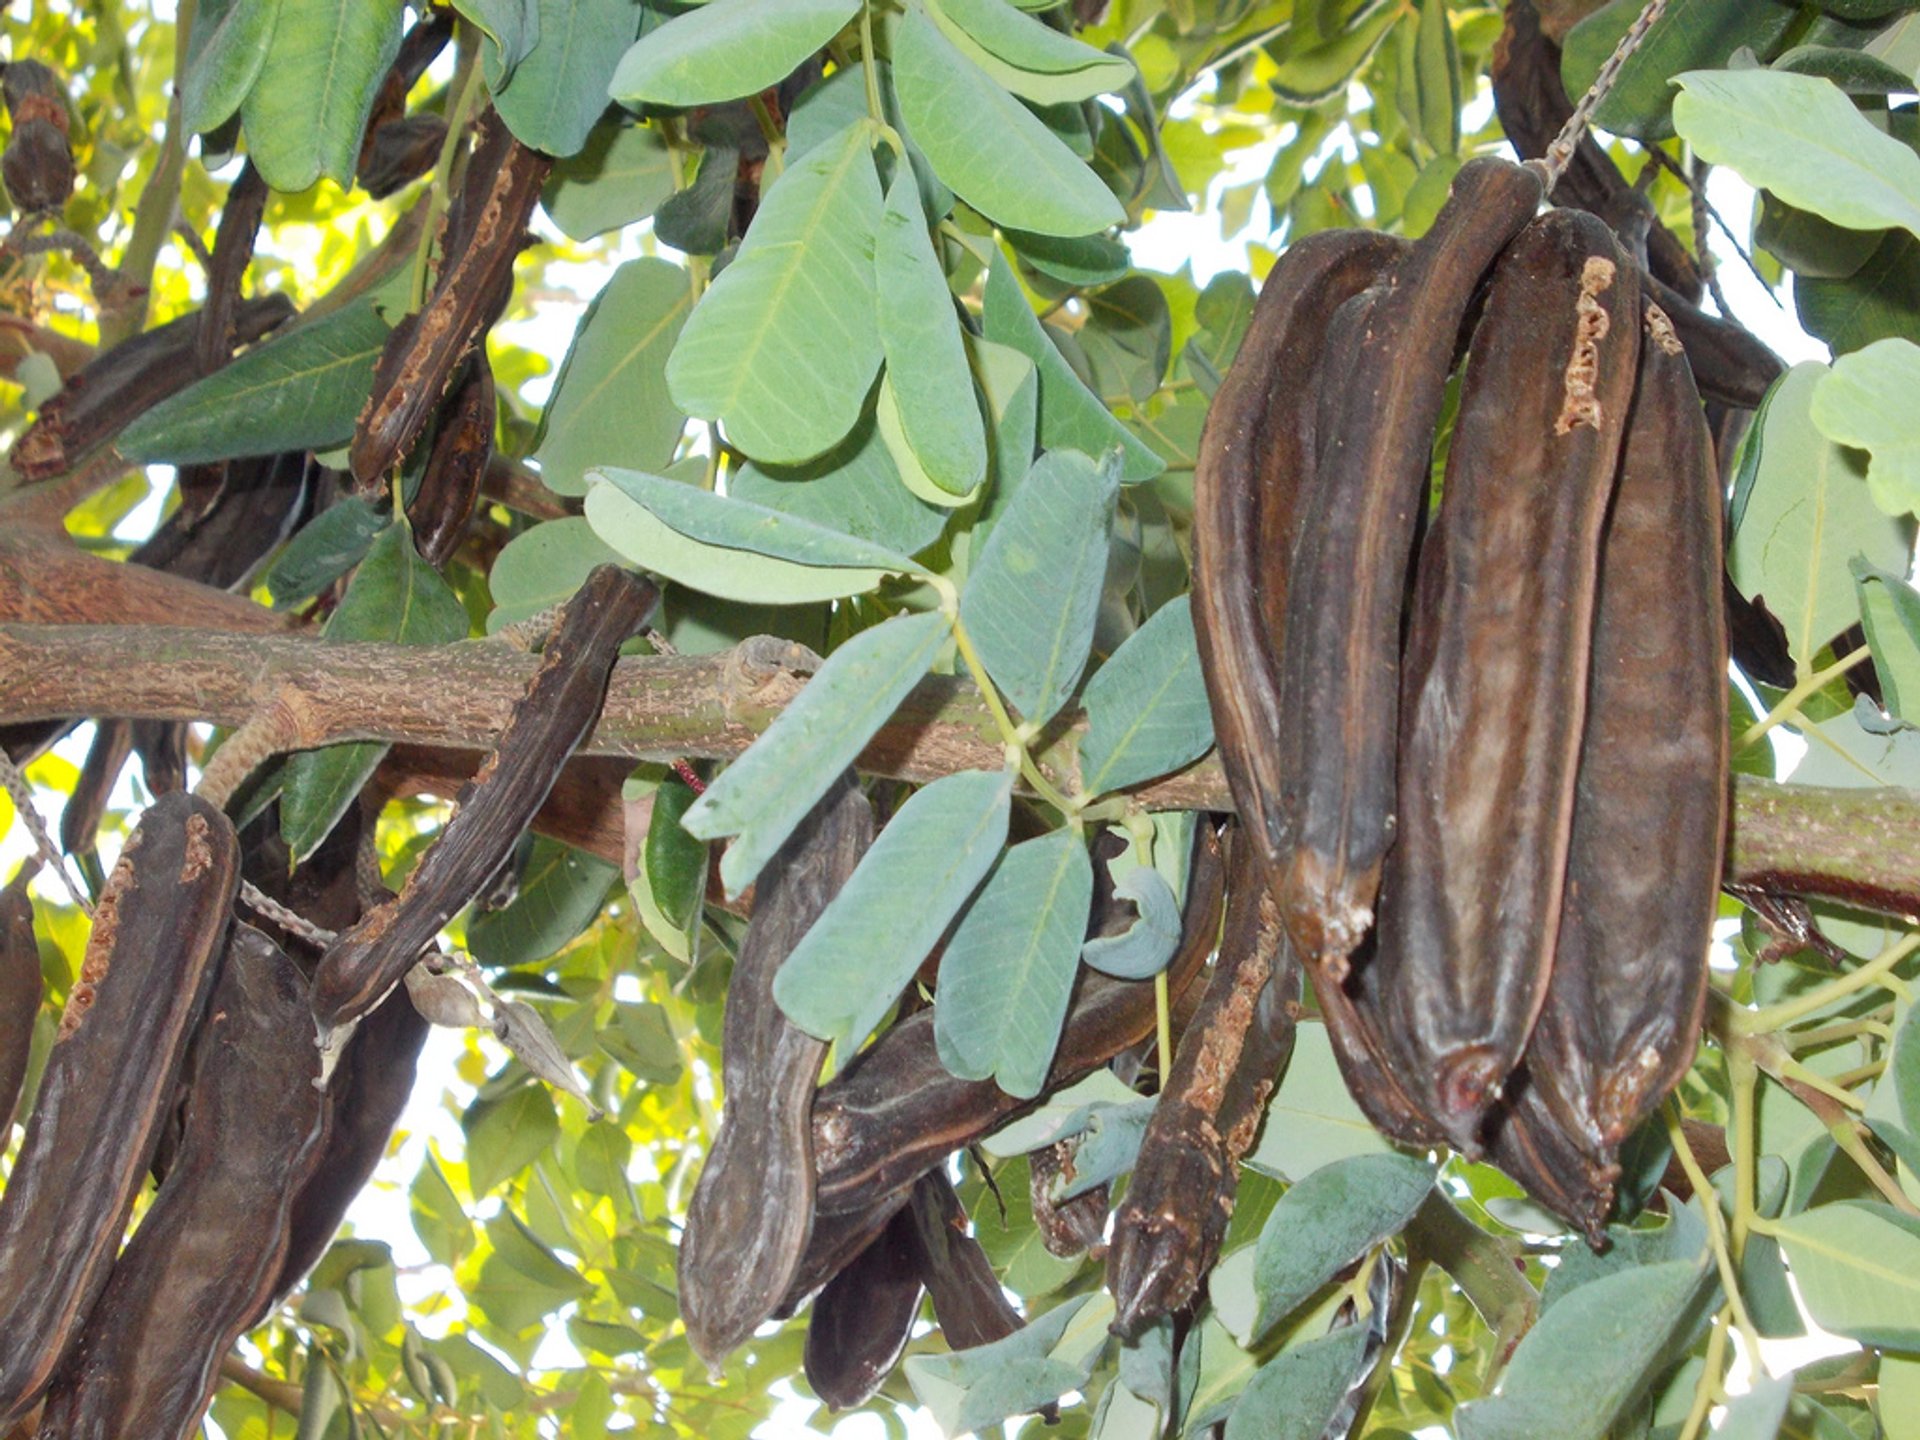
[860,1,885,126]
[411,37,485,311]
[1737,642,1873,752]
[946,612,1081,817]
[1675,1311,1730,1440]
[1403,1190,1538,1385]
[1738,932,1920,1033]
[1665,1104,1765,1366]
[1730,1045,1759,1263]
[102,0,197,347]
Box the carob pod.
[194,161,270,375]
[0,793,238,1428]
[809,823,1225,1217]
[679,773,873,1369]
[355,11,454,199]
[1489,1,1701,302]
[311,565,656,1034]
[408,351,495,568]
[1512,302,1728,1177]
[36,925,329,1440]
[1192,229,1404,864]
[1030,1140,1108,1258]
[1479,1072,1617,1246]
[59,719,134,862]
[2,60,75,214]
[1642,270,1783,411]
[1273,157,1544,974]
[803,1203,924,1411]
[903,1170,1027,1352]
[0,882,39,1134]
[348,108,550,489]
[1109,830,1301,1337]
[14,295,295,480]
[1374,208,1642,1151]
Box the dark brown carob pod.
[270,981,430,1302]
[903,1169,1025,1352]
[1374,208,1643,1152]
[0,792,238,1428]
[1642,270,1783,410]
[1519,302,1728,1170]
[809,824,1224,1217]
[311,565,655,1035]
[679,774,873,1369]
[14,294,295,480]
[1273,157,1544,974]
[348,108,550,489]
[0,882,40,1134]
[1479,1074,1618,1247]
[1109,831,1301,1336]
[2,60,75,214]
[1192,229,1403,863]
[194,161,271,375]
[35,925,329,1440]
[803,1204,924,1411]
[408,351,495,568]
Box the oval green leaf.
[685,609,953,896]
[1772,1201,1920,1349]
[1811,337,1920,517]
[771,767,1012,1055]
[467,839,620,968]
[608,0,859,106]
[932,829,1095,1099]
[489,0,643,159]
[239,0,403,192]
[665,121,886,463]
[1079,593,1215,794]
[485,517,630,633]
[181,0,282,137]
[1222,1325,1372,1440]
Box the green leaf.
[1050,1098,1154,1199]
[1009,229,1132,287]
[876,171,988,497]
[906,1292,1105,1437]
[1562,0,1798,142]
[892,7,1124,239]
[665,121,886,463]
[731,409,950,557]
[1248,1154,1435,1342]
[1798,231,1920,354]
[542,120,676,241]
[685,610,953,896]
[474,1213,591,1331]
[453,0,537,87]
[1412,0,1460,157]
[467,839,619,968]
[182,0,282,136]
[489,0,644,159]
[643,777,705,934]
[1853,558,1920,721]
[463,1085,559,1196]
[1774,42,1920,94]
[1455,1259,1715,1440]
[1079,594,1214,794]
[926,0,1134,104]
[1772,1201,1920,1348]
[1269,0,1398,104]
[597,1000,681,1083]
[1881,1355,1920,1440]
[970,1153,1084,1299]
[1672,69,1920,237]
[1079,275,1171,408]
[118,302,389,464]
[262,496,386,610]
[1080,865,1180,980]
[410,1156,475,1269]
[281,522,469,861]
[239,0,403,192]
[1245,1027,1393,1181]
[651,141,737,256]
[484,517,629,633]
[771,767,1011,1054]
[1726,363,1911,666]
[533,258,692,497]
[1811,337,1920,516]
[585,466,917,604]
[1223,1325,1372,1440]
[1711,1375,1792,1440]
[983,252,1163,482]
[608,0,858,106]
[960,447,1119,729]
[932,830,1095,1099]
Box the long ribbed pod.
[1273,157,1543,973]
[1192,230,1404,864]
[1374,208,1643,1152]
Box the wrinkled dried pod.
[804,1203,924,1411]
[0,793,238,1428]
[1374,208,1643,1151]
[408,351,495,568]
[311,566,655,1034]
[0,883,40,1134]
[2,60,74,213]
[36,925,328,1440]
[1109,832,1300,1336]
[195,161,271,374]
[1514,302,1728,1177]
[1192,229,1403,864]
[680,774,873,1368]
[1274,157,1544,973]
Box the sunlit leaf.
[608,0,858,105]
[240,0,403,191]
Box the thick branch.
[1,623,1917,918]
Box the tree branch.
[1,622,1916,920]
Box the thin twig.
[1534,0,1670,190]
[0,748,94,913]
[1639,143,1783,310]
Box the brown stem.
[0,622,1915,919]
